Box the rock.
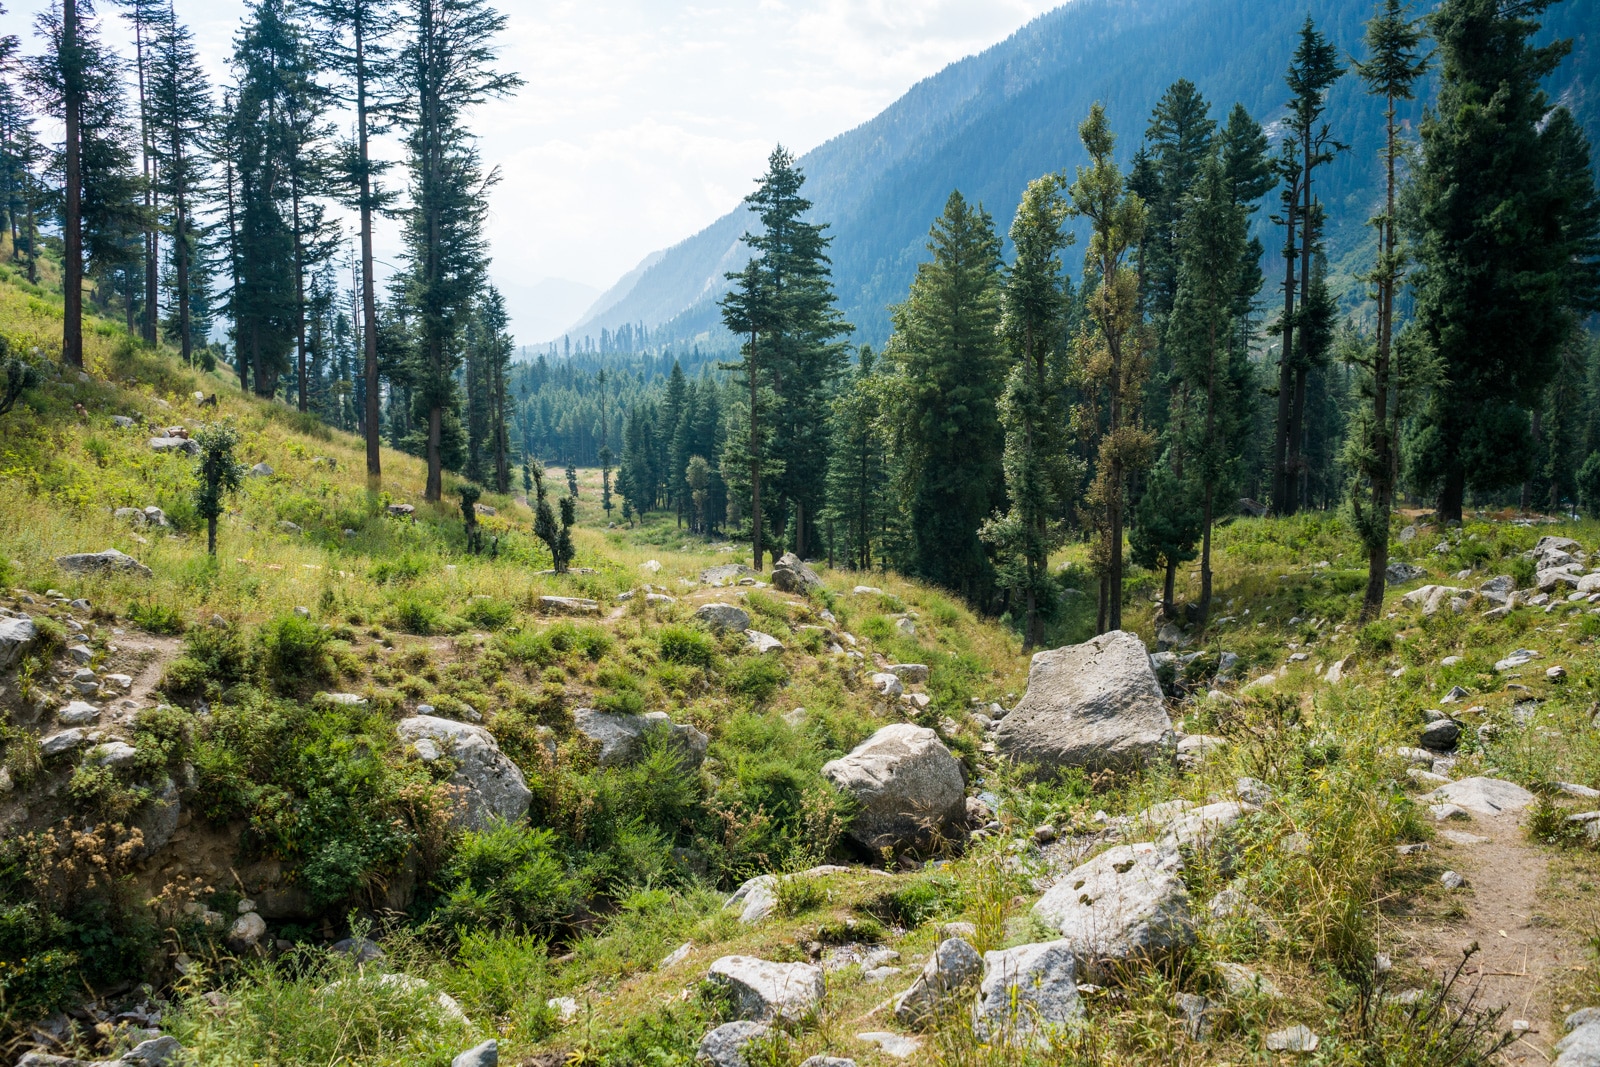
[855,1033,921,1059]
[112,414,137,428]
[996,631,1173,774]
[701,564,757,586]
[726,874,778,924]
[1032,843,1193,981]
[895,618,916,636]
[451,1040,498,1067]
[540,595,599,615]
[662,942,694,969]
[822,724,966,853]
[696,1021,772,1067]
[1158,801,1257,854]
[332,936,385,963]
[1420,719,1461,752]
[1494,649,1540,672]
[1324,656,1352,684]
[641,559,662,573]
[853,585,883,595]
[1549,665,1569,681]
[40,729,88,756]
[1402,585,1467,616]
[744,630,784,654]
[1265,1025,1320,1053]
[645,593,677,606]
[0,615,37,668]
[770,553,821,594]
[90,741,137,769]
[1539,568,1583,593]
[572,707,709,770]
[797,1059,856,1067]
[1441,870,1465,889]
[695,602,751,632]
[1216,961,1279,997]
[120,1036,184,1066]
[55,549,152,578]
[58,700,99,725]
[1424,777,1534,817]
[974,940,1082,1045]
[893,938,982,1026]
[1557,1020,1600,1066]
[869,672,904,697]
[887,663,930,685]
[1176,735,1226,770]
[386,503,415,517]
[1557,783,1600,799]
[1579,574,1600,595]
[245,462,274,478]
[1386,562,1425,585]
[395,716,531,830]
[229,910,267,947]
[1155,622,1190,651]
[149,436,199,455]
[706,956,825,1023]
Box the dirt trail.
[1387,811,1583,1063]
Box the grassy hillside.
[1,274,1599,1067]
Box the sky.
[0,0,1065,343]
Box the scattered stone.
[386,503,415,517]
[974,940,1082,1044]
[1549,665,1568,681]
[1176,734,1226,770]
[396,716,532,830]
[1494,649,1540,672]
[451,1040,498,1067]
[1386,562,1425,585]
[892,938,982,1026]
[40,729,88,756]
[996,630,1173,774]
[1420,719,1461,752]
[229,911,267,947]
[1430,803,1471,821]
[798,1059,856,1067]
[1265,1025,1320,1053]
[1032,843,1193,981]
[573,707,709,770]
[822,724,966,852]
[1557,782,1600,799]
[770,553,822,594]
[695,602,751,632]
[869,672,904,697]
[887,663,930,685]
[1440,830,1490,845]
[701,563,757,586]
[1175,992,1213,1040]
[55,548,153,579]
[58,700,99,725]
[726,874,778,924]
[661,942,694,969]
[540,595,600,615]
[1215,961,1279,997]
[332,936,385,964]
[1441,686,1470,703]
[706,956,825,1023]
[895,618,916,636]
[1425,777,1535,817]
[1235,777,1272,806]
[855,1032,920,1059]
[1441,870,1465,890]
[91,741,137,769]
[120,1036,184,1066]
[696,1021,772,1067]
[149,436,199,455]
[0,615,37,668]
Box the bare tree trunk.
[62,0,84,368]
[750,330,763,572]
[357,23,382,488]
[1271,169,1298,514]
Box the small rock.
[229,911,267,947]
[696,1022,771,1067]
[1420,719,1461,752]
[869,672,904,697]
[856,1032,920,1059]
[1215,960,1279,997]
[1425,777,1535,817]
[745,630,784,654]
[248,462,274,477]
[893,938,982,1026]
[706,956,825,1023]
[1440,870,1465,889]
[451,1039,498,1067]
[695,603,751,632]
[66,643,94,665]
[55,548,152,579]
[974,939,1082,1045]
[1265,1024,1320,1053]
[58,700,99,725]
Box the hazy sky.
[0,0,1064,341]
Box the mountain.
[568,0,1598,348]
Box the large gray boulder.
[706,956,825,1023]
[1557,1012,1600,1067]
[822,724,966,852]
[695,602,751,632]
[451,1040,498,1067]
[995,631,1173,774]
[892,938,982,1027]
[396,716,531,830]
[975,940,1083,1045]
[572,707,709,770]
[1032,844,1194,981]
[1424,776,1534,817]
[697,1021,772,1067]
[1386,562,1425,585]
[56,548,153,579]
[701,563,757,586]
[0,615,37,669]
[770,553,822,594]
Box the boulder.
[1420,719,1460,752]
[744,630,784,654]
[56,549,153,579]
[887,664,930,685]
[697,1021,772,1067]
[1556,1019,1600,1067]
[386,503,415,517]
[1578,573,1600,595]
[1402,585,1466,616]
[1386,562,1425,585]
[975,940,1082,1045]
[869,672,904,697]
[451,1040,499,1067]
[40,729,88,756]
[229,910,267,947]
[539,596,599,615]
[995,631,1173,774]
[572,707,709,770]
[695,602,751,632]
[892,938,982,1026]
[1424,777,1534,817]
[822,724,966,852]
[701,563,758,586]
[396,716,531,830]
[725,874,778,924]
[1157,801,1256,854]
[706,956,825,1023]
[1032,843,1193,981]
[121,1036,184,1066]
[248,462,274,478]
[0,615,38,668]
[770,553,821,594]
[1539,568,1583,593]
[149,436,199,455]
[59,701,100,725]
[1495,649,1540,672]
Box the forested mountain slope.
[569,0,1597,346]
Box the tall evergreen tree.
[1408,0,1600,520]
[983,175,1081,650]
[719,257,779,567]
[392,0,518,501]
[1070,104,1152,634]
[883,191,1007,606]
[148,2,211,366]
[823,345,887,572]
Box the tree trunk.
[62,0,83,368]
[426,402,443,501]
[1162,557,1176,619]
[291,178,308,412]
[357,24,382,487]
[749,328,763,572]
[1271,174,1298,514]
[1438,464,1465,524]
[1199,487,1215,623]
[207,514,217,556]
[133,14,157,346]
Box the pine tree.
[882,191,1006,605]
[823,345,887,572]
[148,2,212,366]
[1141,80,1215,324]
[982,175,1081,650]
[192,422,244,555]
[1409,0,1600,520]
[599,444,614,520]
[1129,461,1201,619]
[1270,18,1345,515]
[114,0,162,344]
[1069,104,1153,634]
[393,0,518,501]
[307,0,397,486]
[30,0,87,366]
[719,257,779,568]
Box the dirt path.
[1387,811,1583,1063]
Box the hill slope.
[571,0,1598,347]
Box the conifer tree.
[599,445,614,520]
[823,345,887,573]
[30,0,86,366]
[1409,0,1600,520]
[982,175,1080,650]
[719,257,778,568]
[1069,104,1152,634]
[192,422,244,555]
[148,2,211,366]
[883,191,1006,605]
[1346,0,1428,619]
[392,0,518,501]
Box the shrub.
[658,625,717,669]
[461,597,515,631]
[595,689,645,716]
[260,614,334,693]
[389,595,443,636]
[370,554,428,585]
[1356,620,1396,657]
[495,628,559,668]
[875,874,961,927]
[1508,554,1537,590]
[727,656,787,703]
[126,601,186,635]
[159,623,255,705]
[428,822,575,937]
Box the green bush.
[461,597,515,631]
[370,554,429,585]
[875,874,961,927]
[260,613,334,693]
[389,595,443,635]
[1509,554,1537,590]
[159,623,256,705]
[495,628,560,668]
[658,625,717,669]
[428,822,575,937]
[727,656,787,703]
[126,601,186,635]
